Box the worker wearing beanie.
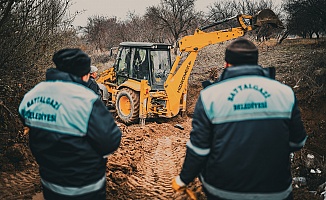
[172,38,307,200]
[18,48,122,200]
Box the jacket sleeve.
[88,79,101,96]
[86,98,122,157]
[289,96,307,152]
[179,95,212,184]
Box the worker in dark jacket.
[18,48,122,200]
[87,65,101,96]
[172,38,307,200]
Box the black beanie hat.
[225,38,258,65]
[52,48,91,77]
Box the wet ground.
[0,38,325,200]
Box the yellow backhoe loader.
[97,9,283,125]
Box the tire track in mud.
[124,135,182,199]
[143,136,178,199]
[118,122,190,199]
[0,169,41,200]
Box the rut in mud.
[0,168,40,199]
[106,119,206,200]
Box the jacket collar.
[218,65,275,82]
[46,68,88,86]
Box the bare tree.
[126,12,163,42]
[145,0,199,47]
[207,1,237,20]
[206,0,281,41]
[85,9,173,51]
[0,0,16,27]
[283,0,326,38]
[0,0,77,70]
[86,16,117,50]
[207,0,279,22]
[0,0,78,141]
[85,15,146,50]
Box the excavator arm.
[164,10,282,116]
[178,14,253,52]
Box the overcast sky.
[69,0,282,27]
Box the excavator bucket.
[253,9,284,28]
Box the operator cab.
[114,42,172,90]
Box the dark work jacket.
[18,68,122,196]
[179,65,307,200]
[87,77,101,96]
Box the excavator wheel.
[116,88,140,124]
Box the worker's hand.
[186,188,197,200]
[172,176,197,200]
[172,176,186,191]
[23,127,30,135]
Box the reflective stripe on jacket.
[41,175,106,196]
[200,174,293,200]
[179,65,307,199]
[18,68,122,195]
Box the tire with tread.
[116,88,140,124]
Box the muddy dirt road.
[106,119,204,200]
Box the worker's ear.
[81,73,90,82]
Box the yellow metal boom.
[164,14,254,116]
